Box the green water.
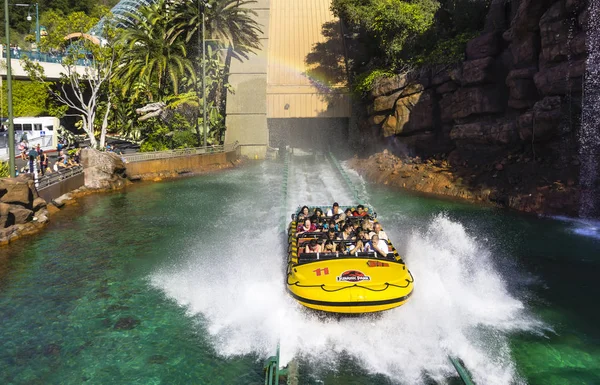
[1,161,599,384]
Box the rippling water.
[1,159,599,384]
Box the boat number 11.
[313,268,329,276]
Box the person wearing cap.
[326,202,346,223]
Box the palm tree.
[171,0,262,61]
[114,0,195,102]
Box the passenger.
[297,219,317,235]
[323,219,339,232]
[365,234,390,257]
[323,240,336,253]
[344,208,354,219]
[353,205,368,217]
[326,202,346,223]
[299,206,310,218]
[314,208,325,218]
[361,219,374,233]
[340,224,355,241]
[321,228,339,247]
[305,239,322,253]
[297,213,306,223]
[369,222,389,241]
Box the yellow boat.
[286,205,414,314]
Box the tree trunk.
[100,100,111,149]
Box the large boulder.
[461,57,497,86]
[0,177,34,208]
[506,68,539,109]
[507,0,555,39]
[440,85,506,121]
[518,96,564,142]
[539,1,570,64]
[466,32,503,60]
[450,118,518,146]
[385,90,435,136]
[509,33,540,69]
[0,202,14,228]
[81,148,127,190]
[10,207,33,225]
[534,58,586,95]
[370,73,408,99]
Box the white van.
[0,116,61,160]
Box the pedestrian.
[39,149,48,176]
[27,147,38,173]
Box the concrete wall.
[37,173,85,202]
[224,0,270,159]
[0,58,87,80]
[125,149,240,179]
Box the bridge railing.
[2,50,91,66]
[121,141,239,163]
[36,165,84,190]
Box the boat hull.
[286,258,414,314]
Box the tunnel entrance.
[268,118,349,153]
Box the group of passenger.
[296,203,391,257]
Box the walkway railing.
[36,165,83,190]
[122,141,239,163]
[2,49,92,66]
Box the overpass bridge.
[224,0,352,158]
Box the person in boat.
[305,238,322,253]
[344,208,354,219]
[353,205,368,217]
[323,240,337,253]
[314,208,325,218]
[322,219,339,232]
[321,228,339,247]
[369,222,388,241]
[340,224,355,241]
[366,234,390,257]
[297,219,317,235]
[299,206,310,218]
[326,202,346,223]
[361,219,374,233]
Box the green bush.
[411,31,477,66]
[353,69,395,94]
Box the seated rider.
[323,240,337,253]
[368,222,388,241]
[297,219,317,235]
[321,228,339,248]
[365,234,389,257]
[299,206,310,218]
[326,202,346,223]
[340,224,355,241]
[344,208,354,219]
[314,208,325,218]
[353,204,368,217]
[305,239,322,253]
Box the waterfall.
[579,0,600,218]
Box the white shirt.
[367,239,389,255]
[368,230,388,240]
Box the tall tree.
[114,0,194,102]
[22,12,119,149]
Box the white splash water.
[150,158,543,384]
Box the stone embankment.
[352,0,590,216]
[350,150,579,216]
[0,177,49,245]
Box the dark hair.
[309,239,318,246]
[299,206,309,215]
[345,208,353,215]
[357,204,364,210]
[333,202,339,207]
[324,240,334,248]
[328,228,336,234]
[342,224,350,232]
[315,208,323,215]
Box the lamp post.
[198,0,210,150]
[15,3,39,47]
[4,0,15,177]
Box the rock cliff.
[353,0,590,215]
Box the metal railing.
[2,49,92,66]
[122,141,239,163]
[36,165,83,190]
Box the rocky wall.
[0,176,49,245]
[362,0,589,163]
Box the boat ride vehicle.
[286,205,414,314]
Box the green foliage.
[411,31,477,66]
[352,69,395,94]
[0,80,66,117]
[0,161,9,178]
